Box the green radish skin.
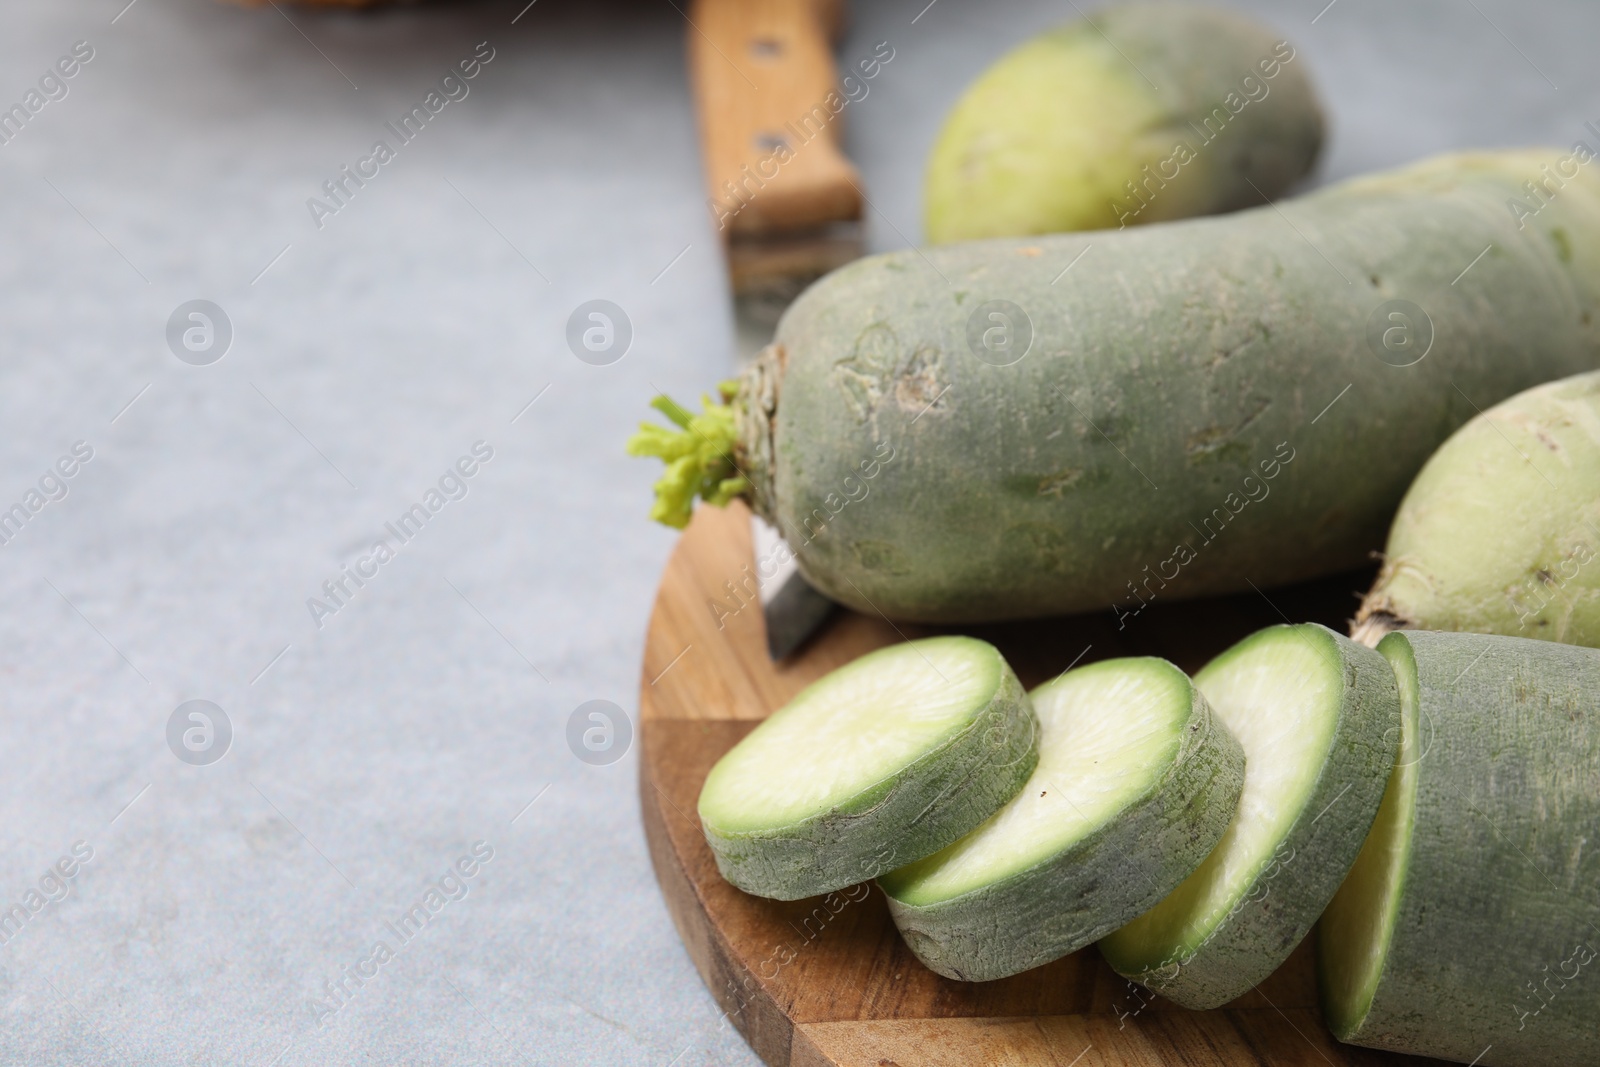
[879,657,1244,983]
[1098,624,1398,1009]
[924,3,1322,243]
[1320,630,1600,1067]
[1355,371,1600,649]
[733,150,1600,624]
[697,636,1038,901]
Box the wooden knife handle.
[688,0,863,240]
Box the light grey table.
[0,1,1592,1063]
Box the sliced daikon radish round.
[1099,623,1399,1008]
[697,635,1038,901]
[879,656,1244,981]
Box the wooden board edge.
[639,724,798,1066]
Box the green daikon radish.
[1320,630,1600,1067]
[698,636,1037,901]
[925,3,1323,242]
[1355,370,1600,649]
[1100,624,1397,1008]
[631,150,1600,623]
[880,657,1243,981]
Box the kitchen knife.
[687,0,865,660]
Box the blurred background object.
[922,2,1325,241]
[227,0,420,8]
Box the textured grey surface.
[0,0,1592,1064]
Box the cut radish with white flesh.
[879,657,1244,982]
[1320,630,1600,1067]
[1099,624,1398,1008]
[697,635,1038,901]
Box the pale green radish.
[1320,630,1600,1067]
[879,657,1243,982]
[697,636,1037,901]
[1099,624,1397,1008]
[1355,370,1600,648]
[631,149,1600,622]
[925,3,1322,242]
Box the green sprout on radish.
[626,381,748,529]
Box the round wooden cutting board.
[638,501,1441,1067]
